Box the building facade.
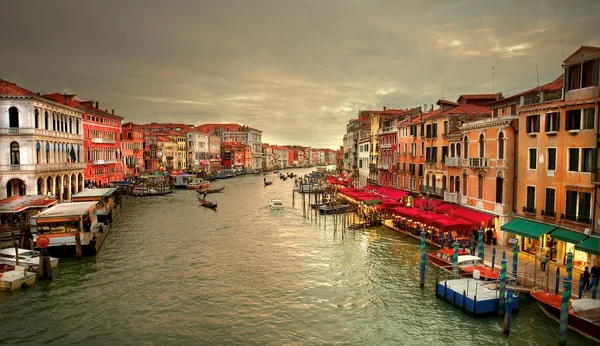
[121,122,144,178]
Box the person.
[540,251,549,271]
[485,228,493,246]
[583,267,592,291]
[592,263,600,287]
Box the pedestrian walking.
[583,267,592,291]
[485,228,493,246]
[540,250,549,271]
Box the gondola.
[197,186,225,194]
[264,181,273,186]
[197,195,217,209]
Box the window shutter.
[535,115,540,132]
[526,117,531,133]
[565,112,571,130]
[545,114,550,132]
[565,67,571,92]
[593,58,599,86]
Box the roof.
[436,99,459,106]
[0,79,37,97]
[456,94,498,104]
[440,103,491,116]
[43,93,124,120]
[72,188,117,199]
[32,201,98,219]
[0,195,58,214]
[564,46,600,64]
[491,75,564,106]
[457,255,483,263]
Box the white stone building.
[187,132,210,171]
[0,79,85,201]
[357,137,370,187]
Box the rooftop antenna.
[442,83,445,99]
[536,65,540,87]
[492,66,495,93]
[560,38,566,62]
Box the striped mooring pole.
[502,288,513,335]
[477,229,484,259]
[469,240,475,256]
[559,277,572,346]
[498,257,507,316]
[452,241,459,279]
[440,232,445,249]
[566,252,573,282]
[420,230,426,288]
[491,247,496,269]
[555,267,560,294]
[512,240,518,277]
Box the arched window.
[36,141,40,164]
[44,111,49,129]
[478,134,485,158]
[478,175,484,199]
[462,174,468,196]
[498,132,505,160]
[432,174,436,190]
[52,113,56,131]
[69,118,73,134]
[34,109,39,128]
[456,143,461,158]
[450,176,455,193]
[463,136,468,159]
[426,174,430,187]
[8,107,19,128]
[10,142,20,165]
[450,143,455,157]
[75,119,79,134]
[455,176,461,194]
[442,175,447,191]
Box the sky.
[1,0,599,148]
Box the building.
[342,115,370,174]
[357,136,370,187]
[196,123,263,170]
[0,79,85,201]
[367,109,386,185]
[143,135,160,172]
[44,94,124,186]
[505,46,600,270]
[187,131,210,171]
[157,136,178,171]
[121,122,144,178]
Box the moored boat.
[530,289,600,342]
[319,204,349,214]
[270,199,284,210]
[0,264,36,291]
[0,248,59,271]
[186,178,210,190]
[427,249,499,280]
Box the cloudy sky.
[2,0,599,148]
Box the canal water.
[0,168,593,345]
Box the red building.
[44,94,123,186]
[121,122,145,178]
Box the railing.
[380,143,392,149]
[561,213,592,224]
[378,163,391,170]
[0,163,85,172]
[541,210,556,217]
[92,138,116,144]
[444,157,460,167]
[420,185,445,196]
[522,206,536,214]
[443,191,461,203]
[0,127,83,139]
[470,158,489,168]
[92,159,118,165]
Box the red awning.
[417,212,444,223]
[451,207,496,224]
[375,186,409,201]
[414,199,444,210]
[430,216,477,232]
[436,203,460,213]
[362,185,378,191]
[355,195,381,202]
[391,207,422,219]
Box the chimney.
[111,109,114,114]
[383,106,386,111]
[430,104,433,111]
[63,93,68,105]
[95,101,99,109]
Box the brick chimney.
[383,106,386,111]
[95,101,99,109]
[111,109,114,114]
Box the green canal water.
[0,168,594,345]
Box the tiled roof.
[491,75,564,105]
[564,46,600,63]
[408,108,442,123]
[44,93,124,120]
[436,99,459,106]
[0,79,37,97]
[457,94,498,102]
[441,103,491,116]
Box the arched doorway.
[442,175,447,191]
[71,174,77,194]
[46,176,53,196]
[63,175,69,200]
[78,173,84,192]
[37,177,44,195]
[6,178,25,197]
[55,176,61,198]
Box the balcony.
[380,143,392,149]
[379,126,396,135]
[377,163,391,170]
[522,206,536,214]
[470,158,489,168]
[92,137,116,144]
[0,127,83,140]
[444,191,461,203]
[0,162,85,172]
[541,210,556,217]
[561,213,592,225]
[420,185,445,196]
[444,157,460,167]
[92,159,118,165]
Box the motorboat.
[0,264,36,291]
[270,199,284,210]
[530,289,600,342]
[319,204,349,214]
[0,248,59,271]
[427,249,499,280]
[186,178,210,190]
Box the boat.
[186,178,210,190]
[173,174,196,189]
[270,199,284,210]
[530,289,600,342]
[214,170,235,180]
[319,204,349,214]
[264,178,273,186]
[0,248,59,271]
[196,186,225,194]
[0,264,37,291]
[427,249,499,280]
[197,195,217,209]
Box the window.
[545,112,559,132]
[526,114,540,133]
[567,64,582,91]
[565,190,592,224]
[34,109,39,129]
[420,142,424,156]
[443,121,448,135]
[478,134,485,157]
[498,133,505,159]
[526,186,536,213]
[8,107,19,128]
[495,177,503,204]
[10,142,20,164]
[582,148,594,172]
[544,188,555,217]
[463,136,468,158]
[456,143,461,158]
[583,108,595,130]
[478,176,483,199]
[547,148,556,171]
[528,148,537,169]
[581,59,599,88]
[432,123,438,137]
[418,163,423,177]
[568,148,580,172]
[462,174,467,196]
[455,176,460,194]
[441,146,448,162]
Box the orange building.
[502,46,600,269]
[121,122,145,178]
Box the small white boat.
[0,248,59,271]
[0,264,37,291]
[270,199,285,210]
[186,178,210,190]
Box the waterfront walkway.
[381,220,594,298]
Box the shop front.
[575,236,600,268]
[500,218,555,256]
[547,227,589,268]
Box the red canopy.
[417,212,444,223]
[362,185,378,191]
[355,195,381,202]
[430,216,477,232]
[375,186,409,201]
[391,207,422,219]
[451,207,496,224]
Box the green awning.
[575,236,600,256]
[363,199,382,206]
[549,228,588,244]
[501,218,556,239]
